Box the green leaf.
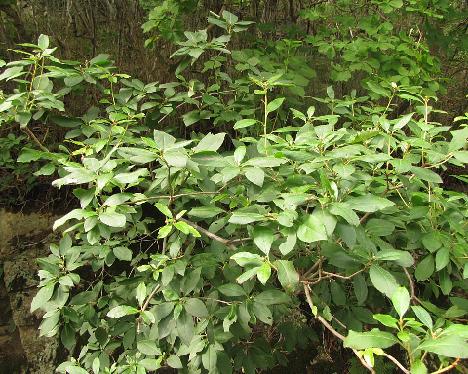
[297,215,328,243]
[15,111,32,128]
[155,203,172,218]
[0,66,23,81]
[202,345,218,372]
[193,132,226,152]
[222,10,238,23]
[136,282,146,307]
[140,358,162,371]
[234,146,246,164]
[113,246,133,261]
[421,231,442,252]
[330,203,360,226]
[174,221,200,237]
[218,283,246,297]
[99,211,126,227]
[183,111,201,126]
[245,167,265,187]
[229,211,264,224]
[393,113,414,130]
[343,329,399,349]
[92,357,100,374]
[66,367,88,374]
[277,210,297,227]
[266,97,285,114]
[366,81,390,97]
[279,233,296,255]
[254,289,290,305]
[256,262,271,284]
[237,266,261,283]
[275,260,299,292]
[346,194,394,212]
[185,298,209,318]
[373,314,399,329]
[103,193,132,207]
[411,167,443,184]
[411,306,433,330]
[353,274,368,305]
[117,148,157,164]
[61,324,76,351]
[158,225,173,238]
[415,255,434,281]
[167,355,183,369]
[369,264,398,297]
[417,336,468,358]
[181,268,201,295]
[164,150,188,167]
[253,226,274,255]
[375,250,414,267]
[253,302,273,325]
[230,252,263,267]
[244,157,287,167]
[153,130,176,149]
[107,305,139,318]
[234,118,257,130]
[188,206,224,218]
[453,150,468,163]
[391,287,410,318]
[366,219,395,236]
[31,283,55,312]
[137,340,161,355]
[113,168,149,184]
[435,247,450,271]
[38,34,50,49]
[410,360,428,374]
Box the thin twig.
[303,284,376,374]
[130,191,219,205]
[381,353,410,374]
[180,218,251,250]
[302,257,322,279]
[403,267,422,304]
[141,285,161,312]
[22,127,49,152]
[430,358,461,374]
[321,267,366,280]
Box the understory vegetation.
[0,1,467,373]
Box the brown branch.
[360,211,372,224]
[303,284,376,373]
[322,267,367,280]
[381,353,410,374]
[22,127,50,152]
[303,284,409,374]
[430,358,461,374]
[403,267,422,304]
[180,218,251,250]
[302,257,322,279]
[141,285,160,312]
[131,191,219,204]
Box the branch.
[403,267,422,304]
[430,358,461,374]
[22,127,50,152]
[302,257,322,279]
[131,191,219,204]
[303,284,376,373]
[321,267,367,280]
[141,285,160,312]
[381,353,410,374]
[180,218,251,250]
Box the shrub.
[1,15,467,374]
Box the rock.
[0,209,59,373]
